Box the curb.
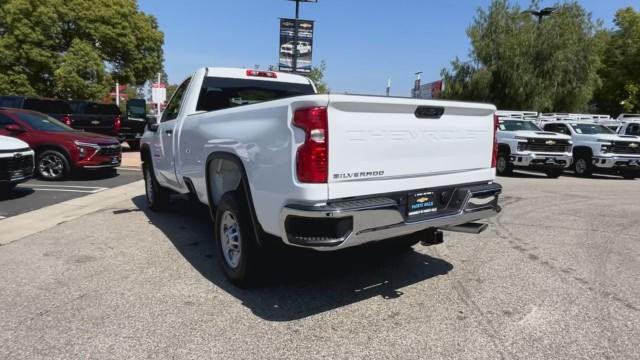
[0,180,145,246]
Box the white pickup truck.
[0,135,34,192]
[616,119,640,137]
[495,112,572,178]
[542,121,640,179]
[140,67,502,285]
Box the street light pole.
[292,0,300,74]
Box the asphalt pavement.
[0,168,142,219]
[0,174,639,359]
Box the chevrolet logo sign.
[545,140,556,145]
[630,143,639,148]
[415,197,430,203]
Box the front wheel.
[143,162,170,211]
[496,152,513,176]
[574,156,593,177]
[214,190,259,287]
[0,183,17,193]
[37,150,70,180]
[621,170,637,180]
[544,169,564,178]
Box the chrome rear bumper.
[280,182,502,251]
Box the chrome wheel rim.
[575,159,586,174]
[144,167,154,204]
[39,154,64,179]
[497,155,507,173]
[220,210,242,268]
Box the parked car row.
[0,107,122,189]
[496,111,640,179]
[0,96,148,149]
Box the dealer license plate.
[407,191,438,217]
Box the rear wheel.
[496,152,513,176]
[544,169,564,178]
[574,156,593,177]
[143,161,170,211]
[36,150,70,181]
[214,190,259,287]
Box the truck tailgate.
[326,95,496,199]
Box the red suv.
[0,107,121,180]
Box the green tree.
[441,0,604,112]
[593,7,640,114]
[0,0,164,100]
[307,60,329,94]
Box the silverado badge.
[545,140,556,145]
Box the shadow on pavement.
[0,186,35,201]
[129,195,453,322]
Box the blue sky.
[138,0,636,96]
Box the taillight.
[492,114,499,168]
[62,115,72,126]
[246,69,277,78]
[293,107,328,183]
[114,115,122,133]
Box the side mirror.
[147,121,159,132]
[5,124,25,133]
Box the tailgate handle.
[415,106,444,119]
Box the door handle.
[165,129,173,135]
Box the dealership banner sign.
[279,18,314,73]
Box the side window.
[626,124,640,136]
[556,124,569,135]
[0,113,16,126]
[543,124,557,133]
[161,78,191,123]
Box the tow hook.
[421,229,444,246]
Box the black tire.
[496,152,513,176]
[214,190,259,287]
[0,183,17,193]
[574,155,593,177]
[127,140,140,151]
[36,150,70,181]
[143,161,170,211]
[544,169,564,178]
[621,170,637,180]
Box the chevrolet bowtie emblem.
[545,140,556,145]
[630,143,639,148]
[415,197,430,203]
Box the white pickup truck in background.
[541,120,640,179]
[140,67,502,285]
[495,111,573,178]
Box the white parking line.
[19,184,108,194]
[25,188,106,194]
[25,184,105,189]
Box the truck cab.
[495,111,572,178]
